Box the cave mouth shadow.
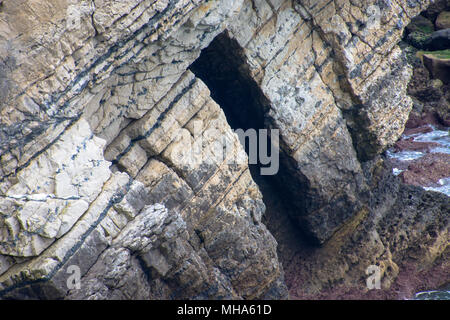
[190,31,269,131]
[189,31,317,248]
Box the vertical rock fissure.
[189,31,316,246]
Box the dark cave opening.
[189,31,316,249]
[189,31,273,185]
[190,32,268,132]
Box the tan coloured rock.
[423,53,450,84]
[0,0,447,300]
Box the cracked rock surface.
[0,0,448,299]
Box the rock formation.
[0,0,448,299]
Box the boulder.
[422,0,450,21]
[436,11,450,30]
[394,138,440,152]
[407,65,442,101]
[406,31,433,49]
[404,16,434,49]
[402,125,433,136]
[424,28,450,50]
[406,15,434,34]
[400,153,450,187]
[423,52,450,84]
[407,60,450,126]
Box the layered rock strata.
[0,0,447,299]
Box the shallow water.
[387,125,450,197]
[414,290,450,300]
[423,177,450,195]
[386,149,424,161]
[413,128,450,147]
[389,125,449,300]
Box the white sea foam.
[413,127,450,147]
[386,149,424,161]
[423,178,450,197]
[388,126,450,197]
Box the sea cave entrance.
[189,31,315,252]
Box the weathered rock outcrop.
[0,0,448,299]
[266,157,449,299]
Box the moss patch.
[417,24,434,34]
[406,31,432,49]
[406,15,434,34]
[417,49,450,61]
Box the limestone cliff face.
[0,0,448,299]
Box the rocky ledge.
[0,0,448,299]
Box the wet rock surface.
[391,22,450,200]
[400,153,450,187]
[394,137,440,153]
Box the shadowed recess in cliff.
[190,31,268,130]
[189,31,317,245]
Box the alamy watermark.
[366,265,381,290]
[66,1,93,31]
[366,5,381,31]
[66,265,81,290]
[66,2,81,30]
[168,119,280,176]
